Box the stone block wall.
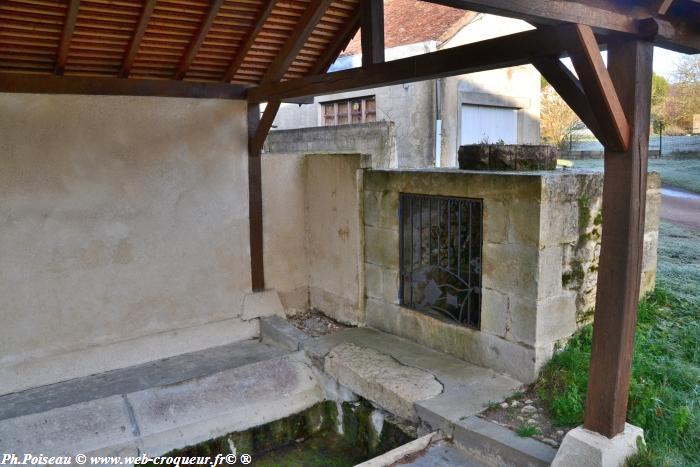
[361,169,660,383]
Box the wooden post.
[361,0,384,67]
[247,101,280,292]
[583,37,654,438]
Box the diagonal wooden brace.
[533,56,605,144]
[560,23,631,152]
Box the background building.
[272,0,542,168]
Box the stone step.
[450,416,557,467]
[302,327,522,426]
[0,344,323,458]
[0,339,287,422]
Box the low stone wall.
[361,168,659,383]
[264,122,398,169]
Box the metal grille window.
[322,96,376,126]
[399,194,482,328]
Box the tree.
[651,73,669,134]
[540,84,583,149]
[658,56,700,134]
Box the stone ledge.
[452,416,557,467]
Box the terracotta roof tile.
[342,0,472,56]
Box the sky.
[559,47,691,83]
[653,47,690,81]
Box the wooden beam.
[175,0,225,80]
[311,7,361,74]
[248,27,569,103]
[533,57,604,145]
[360,0,384,67]
[584,37,654,438]
[420,0,699,53]
[247,100,280,291]
[222,0,277,83]
[262,0,333,83]
[561,24,630,152]
[54,0,80,75]
[0,73,248,99]
[121,0,157,78]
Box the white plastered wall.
[0,94,256,394]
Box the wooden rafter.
[0,73,248,99]
[222,0,277,83]
[248,27,571,103]
[175,0,226,80]
[120,0,157,79]
[560,24,630,152]
[422,0,699,53]
[54,0,80,75]
[533,57,604,144]
[360,0,384,67]
[311,7,361,74]
[262,0,334,83]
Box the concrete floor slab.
[0,340,286,421]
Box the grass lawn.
[571,155,700,194]
[535,221,700,466]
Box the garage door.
[460,105,517,145]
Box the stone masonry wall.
[361,169,660,383]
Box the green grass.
[572,155,700,194]
[516,425,541,438]
[535,222,700,466]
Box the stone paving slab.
[399,442,487,467]
[325,343,442,421]
[0,340,286,421]
[304,327,521,423]
[0,345,322,458]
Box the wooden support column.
[584,37,654,438]
[247,100,280,291]
[360,0,384,67]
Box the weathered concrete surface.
[0,340,285,421]
[262,153,310,315]
[306,154,364,325]
[552,424,644,467]
[304,328,521,426]
[260,315,309,351]
[325,343,443,421]
[0,94,252,395]
[262,153,365,325]
[0,350,323,458]
[264,122,398,168]
[452,416,556,467]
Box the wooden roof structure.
[1,0,699,447]
[0,0,697,99]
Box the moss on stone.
[147,398,413,464]
[562,261,585,288]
